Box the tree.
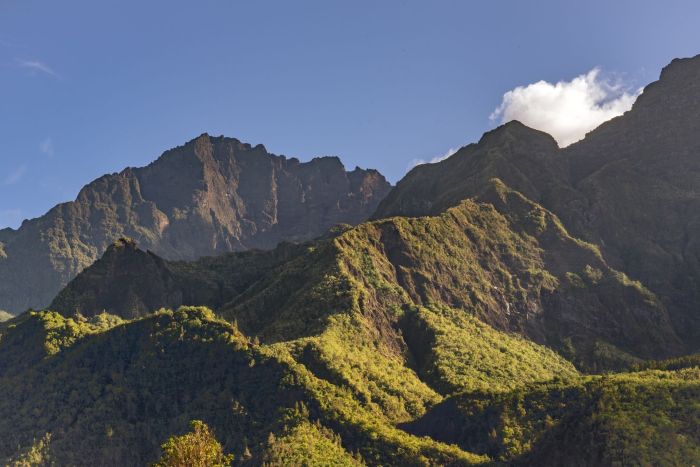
[153,420,233,467]
[7,433,52,467]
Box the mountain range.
[0,55,699,466]
[0,136,391,313]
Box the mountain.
[0,134,391,313]
[2,55,700,465]
[53,188,682,370]
[2,200,697,463]
[374,54,700,354]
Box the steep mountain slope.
[0,134,390,313]
[53,184,682,371]
[562,56,700,348]
[373,54,700,352]
[4,194,698,463]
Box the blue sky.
[1,0,699,229]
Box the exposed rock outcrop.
[0,135,391,312]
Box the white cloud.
[39,138,54,157]
[490,68,641,147]
[16,59,59,78]
[3,165,27,185]
[407,147,459,172]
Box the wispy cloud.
[407,147,459,172]
[0,39,19,48]
[16,59,59,78]
[39,138,54,157]
[3,165,27,185]
[490,68,641,147]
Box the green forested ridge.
[1,304,697,465]
[49,237,309,319]
[3,191,699,464]
[400,305,578,394]
[0,310,123,377]
[0,307,488,466]
[52,188,682,370]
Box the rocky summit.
[0,134,391,313]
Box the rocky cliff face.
[562,56,700,348]
[0,134,391,313]
[373,54,700,354]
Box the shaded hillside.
[0,134,390,313]
[373,54,700,352]
[373,121,569,219]
[402,369,700,466]
[50,237,307,319]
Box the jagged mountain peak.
[0,135,391,313]
[657,53,700,83]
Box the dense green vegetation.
[0,307,489,466]
[1,303,697,465]
[153,420,234,467]
[50,238,311,320]
[0,311,123,376]
[260,420,361,466]
[403,369,700,465]
[630,353,700,371]
[54,190,681,372]
[401,305,578,393]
